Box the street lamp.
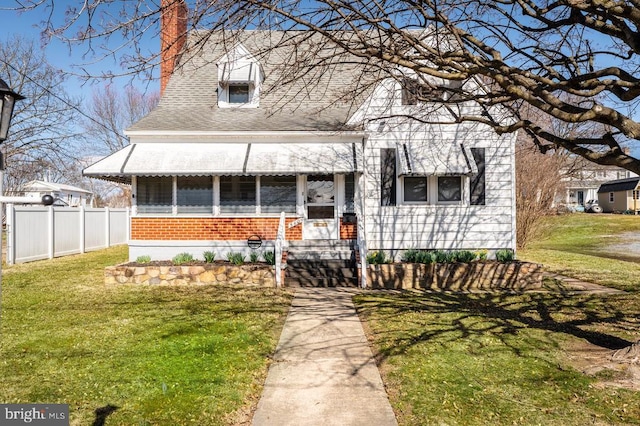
[0,79,53,325]
[0,78,24,326]
[0,78,25,143]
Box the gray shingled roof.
[597,177,640,193]
[128,31,377,133]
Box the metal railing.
[274,211,286,287]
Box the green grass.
[356,291,640,425]
[356,213,640,425]
[0,246,293,425]
[519,214,640,291]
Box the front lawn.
[356,291,640,425]
[520,214,640,291]
[0,246,293,425]
[356,213,640,425]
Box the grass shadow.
[92,404,118,426]
[356,291,636,364]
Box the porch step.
[285,240,358,287]
[287,250,355,261]
[287,240,356,251]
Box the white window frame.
[401,176,429,204]
[609,192,615,203]
[436,176,465,205]
[218,81,259,108]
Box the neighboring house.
[597,177,640,213]
[84,0,517,272]
[18,180,94,207]
[563,157,637,208]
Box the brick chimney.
[160,0,188,95]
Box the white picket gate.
[5,205,129,264]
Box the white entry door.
[303,174,338,240]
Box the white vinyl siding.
[361,119,516,256]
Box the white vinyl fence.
[5,205,129,264]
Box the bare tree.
[10,0,640,174]
[83,84,159,156]
[0,35,83,191]
[81,84,159,206]
[515,136,566,249]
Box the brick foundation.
[131,217,303,241]
[339,218,357,240]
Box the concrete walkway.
[252,288,398,426]
[543,272,626,294]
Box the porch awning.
[397,139,477,176]
[83,142,363,183]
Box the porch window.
[260,176,296,213]
[177,176,213,214]
[137,176,172,214]
[403,177,428,202]
[438,176,462,203]
[220,176,256,214]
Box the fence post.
[48,206,54,259]
[105,207,110,248]
[124,207,130,244]
[6,204,14,265]
[79,205,85,254]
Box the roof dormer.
[217,44,263,108]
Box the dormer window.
[228,84,250,104]
[217,45,263,108]
[400,77,464,105]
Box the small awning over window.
[83,142,363,183]
[397,139,477,176]
[219,62,256,83]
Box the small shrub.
[496,249,515,263]
[203,251,216,263]
[135,255,151,264]
[249,252,260,263]
[451,250,477,263]
[367,251,390,264]
[172,252,194,265]
[475,249,488,261]
[402,249,420,263]
[416,251,434,264]
[263,251,276,265]
[227,252,245,265]
[432,250,453,263]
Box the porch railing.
[356,214,367,288]
[275,211,286,287]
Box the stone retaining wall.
[368,262,543,291]
[105,263,276,287]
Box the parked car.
[584,199,603,213]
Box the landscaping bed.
[105,261,276,286]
